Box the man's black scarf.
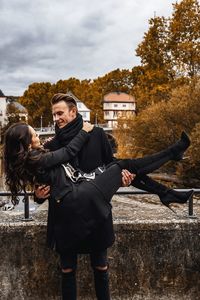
[55,113,83,146]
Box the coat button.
[56,199,61,203]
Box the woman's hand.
[82,122,94,133]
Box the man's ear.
[71,107,78,117]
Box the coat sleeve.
[38,130,89,169]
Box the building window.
[114,104,118,107]
[123,104,126,107]
[113,111,118,117]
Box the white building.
[103,92,136,128]
[0,91,8,127]
[66,92,90,121]
[0,90,28,127]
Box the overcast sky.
[0,0,176,96]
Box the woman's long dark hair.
[3,123,40,204]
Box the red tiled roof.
[103,92,135,103]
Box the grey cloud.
[81,11,109,31]
[0,0,175,95]
[0,31,56,71]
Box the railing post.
[21,193,33,221]
[188,192,197,219]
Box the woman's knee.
[62,268,74,273]
[94,265,108,271]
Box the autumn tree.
[133,0,200,111]
[19,82,52,127]
[115,78,200,178]
[133,16,174,110]
[112,115,137,159]
[168,0,200,78]
[173,121,200,184]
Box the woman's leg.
[89,161,193,213]
[133,175,169,196]
[60,252,78,300]
[89,132,191,204]
[119,131,191,176]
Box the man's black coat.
[45,126,115,253]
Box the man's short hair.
[51,93,77,111]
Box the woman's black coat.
[36,127,115,254]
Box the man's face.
[52,101,76,128]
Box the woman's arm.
[38,128,90,169]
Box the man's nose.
[53,115,59,122]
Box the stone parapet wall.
[0,205,200,300]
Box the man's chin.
[57,123,64,128]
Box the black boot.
[132,175,194,210]
[161,189,194,208]
[61,271,76,300]
[169,131,190,161]
[93,268,110,300]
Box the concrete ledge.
[0,195,200,300]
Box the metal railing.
[0,189,200,221]
[0,191,34,221]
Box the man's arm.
[121,169,135,186]
[34,185,50,203]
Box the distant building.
[103,92,136,128]
[0,90,28,127]
[66,91,90,121]
[0,90,8,127]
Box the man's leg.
[90,250,110,300]
[60,252,78,300]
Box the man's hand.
[44,137,53,143]
[35,185,50,199]
[121,169,135,187]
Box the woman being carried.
[4,122,193,247]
